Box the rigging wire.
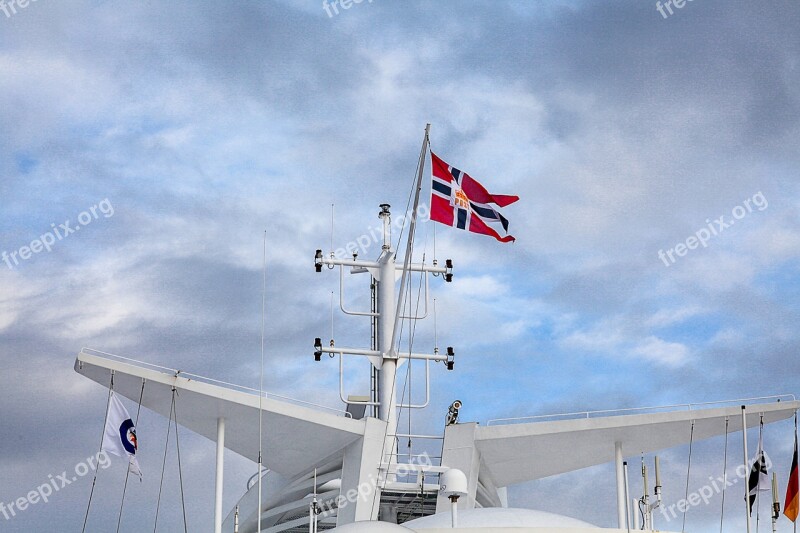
[153,388,176,533]
[116,379,147,533]
[390,259,414,452]
[173,391,189,533]
[397,255,427,455]
[370,127,429,516]
[404,207,430,455]
[638,498,646,531]
[394,251,429,508]
[394,129,430,254]
[395,176,417,253]
[82,371,114,533]
[719,417,729,533]
[682,420,695,533]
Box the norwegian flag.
[430,151,519,243]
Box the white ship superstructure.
[74,127,799,532]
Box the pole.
[380,123,430,469]
[642,462,650,529]
[772,472,779,533]
[377,211,398,468]
[623,461,631,530]
[654,456,662,530]
[742,405,751,533]
[450,495,459,528]
[214,417,225,533]
[615,441,626,529]
[388,122,431,357]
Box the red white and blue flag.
[430,151,519,243]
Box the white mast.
[376,205,399,464]
[313,124,454,472]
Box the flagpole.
[795,411,798,533]
[743,405,752,533]
[757,418,763,532]
[388,122,431,357]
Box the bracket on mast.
[313,191,456,433]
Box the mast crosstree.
[313,202,454,470]
[314,124,456,471]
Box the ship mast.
[313,124,455,470]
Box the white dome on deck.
[403,507,598,529]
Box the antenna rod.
[330,204,335,257]
[257,231,267,533]
[742,405,751,533]
[388,123,430,357]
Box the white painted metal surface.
[215,417,225,533]
[614,441,625,529]
[74,350,365,477]
[72,185,799,532]
[472,400,800,487]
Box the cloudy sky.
[1,0,799,531]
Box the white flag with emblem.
[101,392,142,479]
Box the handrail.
[393,433,443,440]
[487,394,798,426]
[247,467,270,490]
[79,348,352,418]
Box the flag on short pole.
[747,430,770,515]
[785,430,799,522]
[102,392,142,479]
[429,151,519,243]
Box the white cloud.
[632,336,690,367]
[561,317,691,367]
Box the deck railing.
[79,347,352,418]
[487,394,797,425]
